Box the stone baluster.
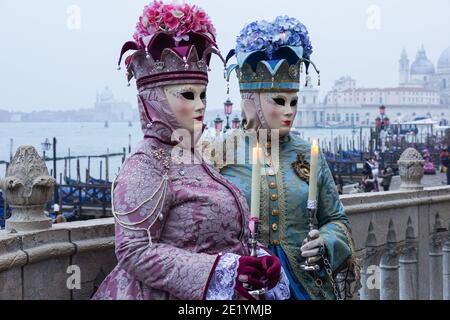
[430,213,443,300]
[399,217,418,300]
[397,148,424,191]
[0,146,55,232]
[443,222,450,300]
[380,219,399,300]
[360,221,380,300]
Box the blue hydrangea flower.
[235,16,313,60]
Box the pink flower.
[194,10,207,22]
[181,3,194,20]
[132,1,217,46]
[162,11,180,30]
[134,20,149,43]
[145,8,161,26]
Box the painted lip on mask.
[282,120,292,126]
[193,116,204,122]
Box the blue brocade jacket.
[220,133,357,300]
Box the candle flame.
[253,142,262,163]
[311,139,319,156]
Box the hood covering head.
[240,92,269,131]
[118,1,224,140]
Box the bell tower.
[399,48,410,86]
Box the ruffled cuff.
[205,249,291,300]
[256,248,291,300]
[205,253,240,300]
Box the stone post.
[380,219,399,300]
[430,213,443,300]
[0,145,55,232]
[443,222,450,300]
[399,217,418,300]
[360,221,380,300]
[397,148,424,191]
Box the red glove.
[235,256,265,300]
[260,256,281,290]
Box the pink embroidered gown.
[96,98,288,300]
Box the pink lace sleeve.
[205,253,240,300]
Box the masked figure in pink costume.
[92,1,290,300]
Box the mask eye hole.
[181,92,195,100]
[290,99,298,107]
[200,91,206,100]
[273,98,285,106]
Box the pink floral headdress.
[117,1,224,90]
[119,0,225,90]
[133,1,217,48]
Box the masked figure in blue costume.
[219,16,360,300]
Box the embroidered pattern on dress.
[111,150,171,248]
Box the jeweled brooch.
[292,153,310,183]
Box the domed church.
[399,45,450,104]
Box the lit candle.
[251,143,262,219]
[308,139,320,203]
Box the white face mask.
[164,84,207,134]
[259,92,298,137]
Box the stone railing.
[342,187,450,300]
[0,146,449,300]
[342,148,450,300]
[0,218,115,299]
[0,146,116,300]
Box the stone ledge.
[0,251,28,273]
[0,233,27,272]
[26,243,75,265]
[0,218,116,272]
[345,193,450,215]
[341,186,450,207]
[20,228,70,250]
[74,237,115,254]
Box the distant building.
[437,47,450,105]
[10,114,22,122]
[325,79,440,107]
[399,45,450,104]
[94,86,134,121]
[295,79,322,127]
[0,86,137,123]
[316,45,450,127]
[0,110,10,122]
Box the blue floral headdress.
[225,16,320,93]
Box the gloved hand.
[235,256,265,300]
[260,256,281,290]
[300,229,325,264]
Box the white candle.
[251,143,262,219]
[308,139,320,202]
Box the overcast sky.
[0,0,449,112]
